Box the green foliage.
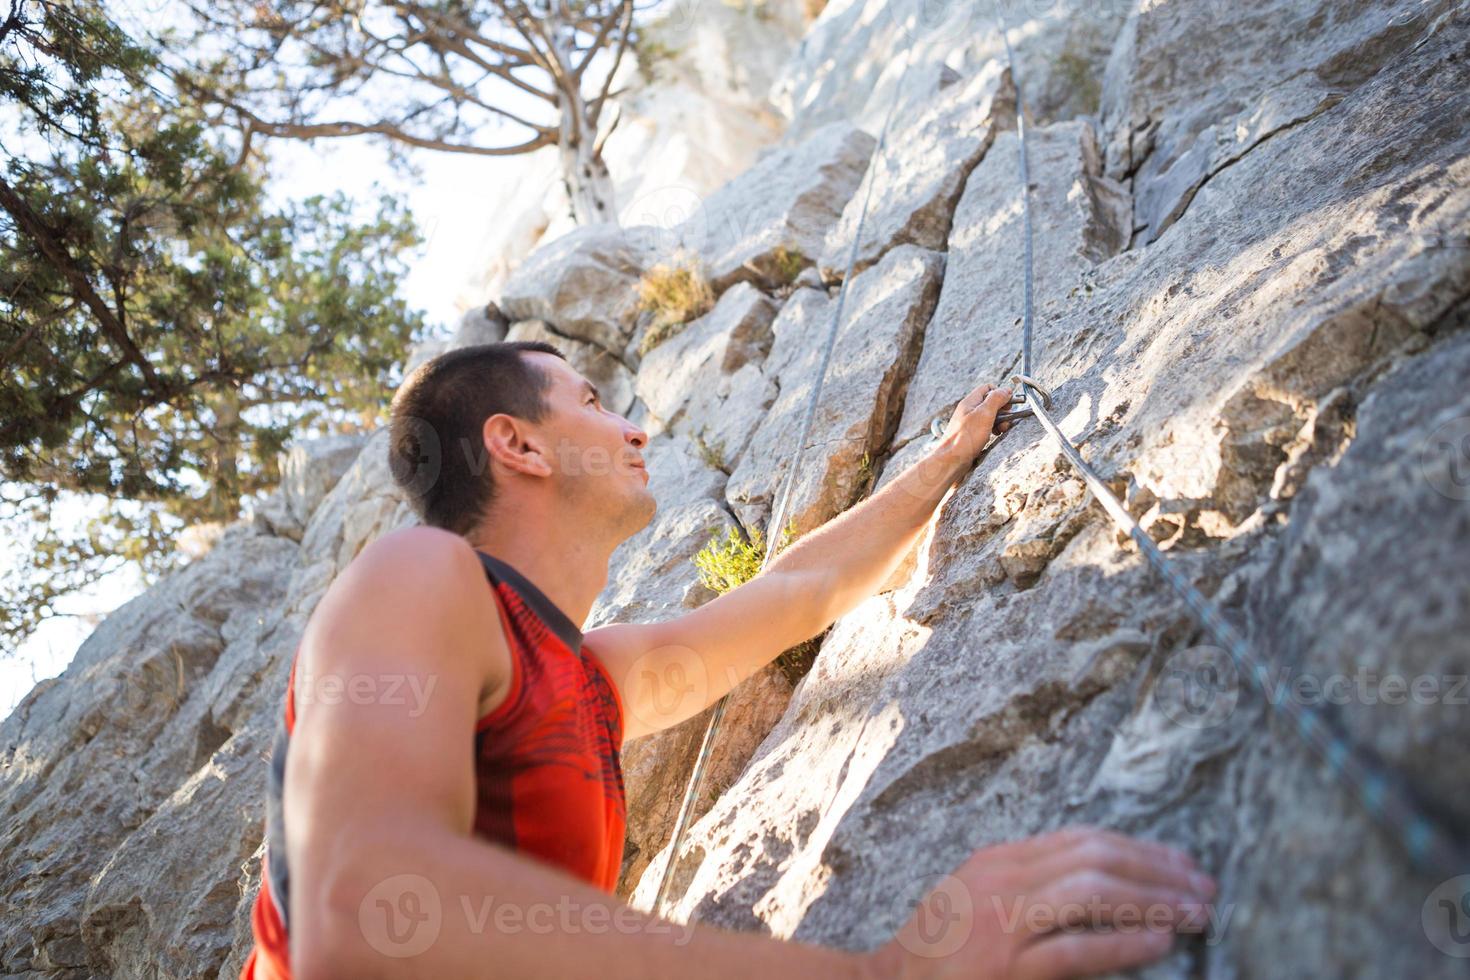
[691,518,820,686]
[769,244,807,287]
[692,425,727,473]
[693,522,793,595]
[0,2,425,653]
[635,252,715,355]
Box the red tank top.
[240,550,626,979]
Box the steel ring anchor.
[927,375,1055,441]
[1005,373,1054,419]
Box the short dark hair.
[388,341,566,534]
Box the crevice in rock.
[191,714,232,774]
[867,677,1117,815]
[823,71,1017,289]
[1144,96,1343,244]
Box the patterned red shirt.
[240,549,626,979]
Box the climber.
[239,340,1217,980]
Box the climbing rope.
[950,11,1467,875]
[650,43,922,919]
[653,6,1464,922]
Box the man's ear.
[481,413,553,478]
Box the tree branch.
[587,0,634,125]
[0,173,165,392]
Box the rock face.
[0,527,299,977]
[817,62,1014,282]
[5,2,1470,978]
[672,121,877,292]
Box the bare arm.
[586,384,1014,741]
[284,526,867,980]
[763,384,1015,625]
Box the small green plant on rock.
[693,522,793,594]
[769,244,807,287]
[693,425,728,473]
[692,518,819,685]
[636,251,716,356]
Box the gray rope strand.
[991,8,1465,874]
[650,45,921,920]
[1028,396,1466,873]
[995,14,1034,383]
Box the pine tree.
[0,1,426,652]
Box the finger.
[962,385,1012,413]
[958,826,1200,873]
[952,382,999,417]
[1028,869,1213,934]
[965,388,1014,434]
[1015,928,1174,980]
[1025,835,1214,898]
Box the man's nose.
[622,418,648,449]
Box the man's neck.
[464,509,611,631]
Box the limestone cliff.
[4,1,1469,976]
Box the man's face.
[526,353,655,541]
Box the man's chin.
[632,491,657,533]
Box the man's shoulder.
[349,525,483,584]
[301,526,502,694]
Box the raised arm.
[587,384,1015,741]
